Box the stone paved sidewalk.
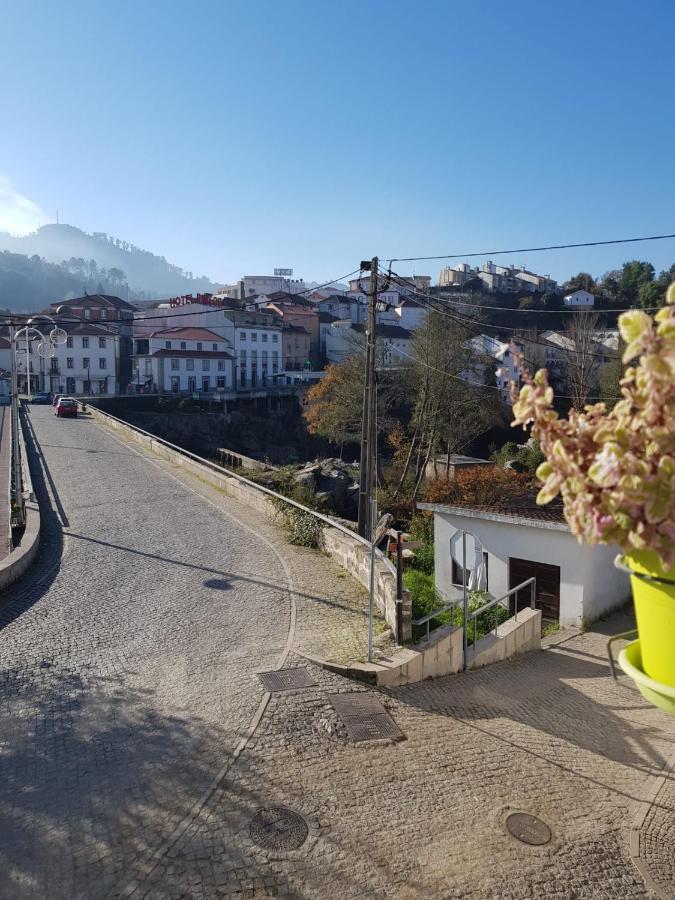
[122,613,675,899]
[110,426,396,667]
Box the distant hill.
[0,224,220,307]
[0,250,130,312]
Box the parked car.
[55,397,78,418]
[31,392,51,404]
[0,395,10,406]
[52,393,62,407]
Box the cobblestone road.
[2,407,674,899]
[0,406,297,899]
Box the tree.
[598,341,624,409]
[304,356,365,453]
[618,260,655,306]
[564,309,602,409]
[563,272,596,294]
[392,312,502,500]
[107,267,126,290]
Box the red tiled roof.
[148,349,234,359]
[150,327,226,341]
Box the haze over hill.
[0,223,220,310]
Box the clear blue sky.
[2,0,675,285]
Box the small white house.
[418,501,630,627]
[563,289,595,307]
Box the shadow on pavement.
[0,408,66,630]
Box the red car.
[55,397,78,418]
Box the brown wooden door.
[509,557,560,621]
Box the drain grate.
[249,806,309,851]
[258,667,316,692]
[329,693,404,742]
[505,812,552,846]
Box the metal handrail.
[412,596,462,643]
[470,576,536,652]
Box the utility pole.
[357,257,378,538]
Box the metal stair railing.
[469,577,536,652]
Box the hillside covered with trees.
[0,223,220,307]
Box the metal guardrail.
[470,576,536,652]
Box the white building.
[132,327,234,393]
[440,262,559,295]
[240,274,307,298]
[347,275,430,295]
[134,302,283,389]
[16,323,120,395]
[465,334,520,403]
[563,289,595,307]
[418,500,630,627]
[393,298,429,330]
[439,263,476,288]
[325,320,413,367]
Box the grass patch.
[542,621,560,637]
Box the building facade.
[563,289,595,307]
[46,293,136,386]
[16,323,119,395]
[418,501,630,627]
[132,327,234,393]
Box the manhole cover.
[258,667,316,692]
[329,693,404,742]
[249,806,309,851]
[505,812,551,846]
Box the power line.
[385,231,675,264]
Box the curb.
[0,408,42,591]
[629,752,675,900]
[0,498,40,591]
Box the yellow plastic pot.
[625,550,675,688]
[619,640,675,717]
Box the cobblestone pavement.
[100,419,394,667]
[0,406,295,899]
[3,408,675,899]
[128,621,675,899]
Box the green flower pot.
[626,550,675,689]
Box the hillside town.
[1,262,618,408]
[2,3,675,899]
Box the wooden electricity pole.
[357,257,378,538]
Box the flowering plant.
[511,283,675,568]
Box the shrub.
[408,511,434,545]
[422,466,533,507]
[271,497,324,548]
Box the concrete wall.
[333,609,540,687]
[431,509,629,627]
[467,607,541,670]
[87,405,411,641]
[322,528,412,641]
